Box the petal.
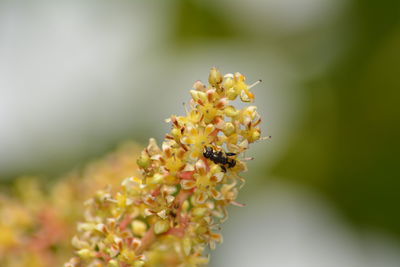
[193,80,206,91]
[197,91,208,103]
[189,126,198,136]
[195,191,208,204]
[211,189,222,200]
[210,232,223,243]
[215,98,228,109]
[213,172,224,183]
[190,90,199,101]
[206,88,216,102]
[157,210,168,219]
[195,159,207,176]
[181,180,196,190]
[204,124,215,136]
[190,150,200,160]
[132,238,142,250]
[181,136,194,145]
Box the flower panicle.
[66,67,263,267]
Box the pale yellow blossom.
[67,67,265,267]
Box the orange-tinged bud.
[208,67,223,86]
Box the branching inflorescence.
[66,67,264,267]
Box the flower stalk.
[66,67,263,267]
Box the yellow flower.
[181,124,216,159]
[67,67,265,267]
[0,142,142,267]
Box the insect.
[203,146,236,172]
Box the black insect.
[203,146,236,172]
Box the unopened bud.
[251,130,261,141]
[137,152,150,168]
[147,173,164,184]
[226,87,238,100]
[183,237,192,256]
[171,128,181,139]
[208,67,223,86]
[108,259,119,267]
[223,75,234,89]
[192,207,207,217]
[223,122,235,136]
[131,220,147,237]
[193,80,206,91]
[77,249,94,259]
[154,220,170,234]
[224,106,239,117]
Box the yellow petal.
[181,180,196,190]
[204,124,215,136]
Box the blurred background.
[1,0,399,266]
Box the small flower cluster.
[66,68,263,267]
[0,142,142,267]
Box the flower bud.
[222,122,235,136]
[147,138,161,155]
[77,249,94,259]
[147,173,164,184]
[171,127,181,139]
[137,152,150,168]
[193,80,206,91]
[223,74,234,89]
[226,87,238,100]
[183,237,192,256]
[71,236,89,249]
[108,259,119,267]
[208,67,223,86]
[224,106,239,117]
[192,207,207,217]
[131,220,147,237]
[95,223,107,234]
[154,220,170,234]
[157,209,168,219]
[251,130,261,141]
